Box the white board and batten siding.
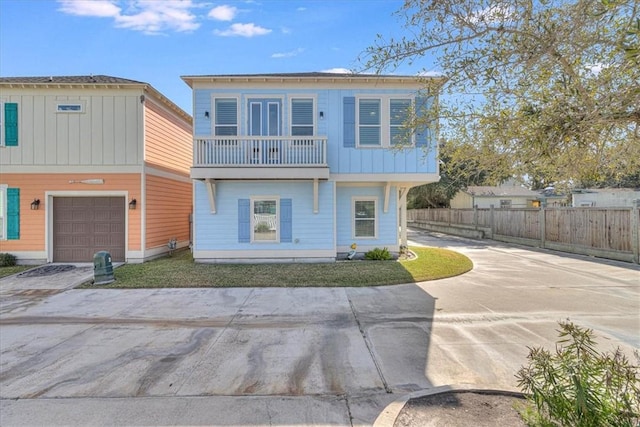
[0,89,143,168]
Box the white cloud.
[57,0,199,34]
[271,48,304,58]
[208,5,237,21]
[321,68,353,74]
[58,0,120,17]
[214,22,271,37]
[468,4,514,25]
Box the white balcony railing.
[194,136,327,167]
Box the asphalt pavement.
[1,229,638,426]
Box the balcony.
[191,136,330,180]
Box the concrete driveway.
[1,229,638,426]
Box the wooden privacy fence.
[408,207,640,264]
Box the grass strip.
[83,246,472,288]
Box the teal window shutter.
[280,199,292,243]
[7,188,20,239]
[238,199,250,243]
[343,97,355,147]
[4,103,18,146]
[415,97,431,147]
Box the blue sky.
[0,0,433,114]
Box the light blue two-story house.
[181,72,441,262]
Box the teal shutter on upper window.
[415,97,430,147]
[343,97,355,148]
[4,103,18,146]
[280,199,292,243]
[6,188,20,239]
[238,199,250,243]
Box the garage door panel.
[53,197,125,262]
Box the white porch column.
[399,187,409,248]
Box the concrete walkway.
[1,230,638,426]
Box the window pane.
[268,103,279,136]
[359,99,380,125]
[250,103,261,135]
[292,126,314,136]
[215,99,237,125]
[390,99,410,125]
[215,99,237,136]
[355,200,375,218]
[359,127,380,146]
[292,99,313,125]
[355,220,375,237]
[253,200,277,241]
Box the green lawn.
[84,246,472,288]
[0,265,35,279]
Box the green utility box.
[93,251,115,285]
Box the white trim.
[211,95,240,136]
[331,173,440,183]
[143,165,191,183]
[250,196,280,243]
[0,165,143,173]
[289,95,317,137]
[45,191,129,263]
[206,178,216,213]
[0,98,5,147]
[192,166,329,180]
[55,101,86,113]
[352,196,378,239]
[193,249,336,261]
[0,184,7,240]
[355,95,414,148]
[313,178,319,214]
[4,251,48,265]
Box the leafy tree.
[361,0,640,188]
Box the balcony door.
[248,98,282,164]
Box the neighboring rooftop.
[464,185,540,197]
[0,75,147,85]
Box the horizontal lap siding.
[145,174,192,249]
[336,185,398,248]
[0,173,141,252]
[144,98,193,176]
[194,181,334,251]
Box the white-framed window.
[500,199,512,208]
[356,96,414,147]
[290,98,314,137]
[0,185,7,240]
[213,97,239,136]
[252,197,279,242]
[56,102,85,113]
[353,197,377,239]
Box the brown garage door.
[53,197,126,262]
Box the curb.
[373,384,525,427]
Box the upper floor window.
[214,98,238,136]
[356,96,414,147]
[56,103,84,113]
[291,98,314,136]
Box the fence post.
[489,204,495,239]
[632,207,639,264]
[540,206,546,249]
[474,206,478,230]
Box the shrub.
[0,253,17,267]
[364,247,393,260]
[516,320,640,427]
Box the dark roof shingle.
[0,75,147,85]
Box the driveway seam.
[345,290,392,394]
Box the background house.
[450,183,540,209]
[572,188,640,207]
[182,72,442,262]
[0,75,192,264]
